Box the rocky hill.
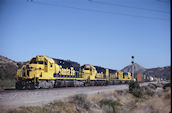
[143,66,171,80]
[121,63,171,80]
[121,63,146,74]
[0,56,19,80]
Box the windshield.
[84,68,90,70]
[30,58,44,64]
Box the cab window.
[84,68,90,70]
[30,58,43,64]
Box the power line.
[156,0,170,3]
[88,0,169,14]
[30,1,169,21]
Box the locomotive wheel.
[30,82,35,89]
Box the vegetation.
[163,82,171,89]
[142,86,155,96]
[129,81,143,98]
[99,99,122,113]
[0,67,6,80]
[7,83,171,113]
[0,79,16,89]
[0,67,16,89]
[8,100,75,113]
[70,93,94,110]
[128,81,158,98]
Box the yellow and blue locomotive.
[15,56,133,89]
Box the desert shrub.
[8,100,75,113]
[163,83,171,89]
[0,67,6,80]
[72,93,93,110]
[164,93,171,99]
[131,88,143,98]
[8,106,42,113]
[116,90,128,95]
[155,83,163,87]
[99,99,121,113]
[129,81,140,92]
[148,83,157,90]
[129,81,143,98]
[0,79,16,88]
[142,86,155,96]
[101,104,114,113]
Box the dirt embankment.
[0,82,157,113]
[1,82,170,113]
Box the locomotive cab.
[27,56,60,79]
[15,56,60,89]
[80,64,97,80]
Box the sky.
[0,0,171,70]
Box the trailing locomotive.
[15,56,133,89]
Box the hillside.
[143,66,171,80]
[121,63,171,80]
[0,56,18,80]
[121,63,146,74]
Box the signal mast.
[131,56,135,81]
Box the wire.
[30,1,169,21]
[88,0,169,14]
[156,0,170,3]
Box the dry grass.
[99,99,122,113]
[0,79,15,89]
[69,93,94,110]
[130,83,171,113]
[7,83,171,113]
[8,100,75,113]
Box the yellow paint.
[16,56,132,84]
[117,71,132,81]
[16,56,80,81]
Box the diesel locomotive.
[15,56,132,89]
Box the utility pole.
[131,56,135,80]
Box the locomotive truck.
[15,56,132,89]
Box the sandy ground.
[0,82,155,112]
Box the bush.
[131,88,143,98]
[129,81,140,91]
[163,83,171,89]
[8,100,75,113]
[129,81,143,98]
[148,83,157,89]
[0,79,16,89]
[72,94,93,110]
[99,99,121,113]
[116,90,127,95]
[101,104,114,113]
[0,67,6,80]
[142,86,155,96]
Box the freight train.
[15,56,132,89]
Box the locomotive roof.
[52,58,80,70]
[94,65,117,73]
